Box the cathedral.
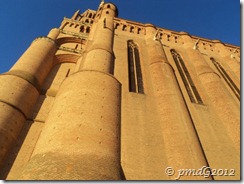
[0,1,240,180]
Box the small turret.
[95,1,118,21]
[101,2,118,17]
[80,2,118,74]
[71,9,80,20]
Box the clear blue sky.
[0,0,241,73]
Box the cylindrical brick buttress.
[0,36,57,167]
[180,33,240,179]
[18,3,122,180]
[145,24,210,180]
[18,71,122,180]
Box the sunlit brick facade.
[0,1,240,180]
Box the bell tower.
[17,1,123,180]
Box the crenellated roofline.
[114,17,239,50]
[65,8,240,52]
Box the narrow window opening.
[65,69,71,77]
[171,49,203,104]
[107,5,111,8]
[175,36,178,43]
[160,33,163,39]
[210,58,240,100]
[128,40,144,94]
[122,25,127,31]
[115,23,119,29]
[167,35,170,41]
[80,26,85,33]
[137,28,141,34]
[128,42,136,92]
[106,11,109,14]
[61,22,69,30]
[86,27,90,33]
[134,47,144,93]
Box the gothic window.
[171,49,203,104]
[128,40,144,94]
[210,58,240,100]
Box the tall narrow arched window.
[210,58,240,100]
[128,40,144,94]
[171,49,203,104]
